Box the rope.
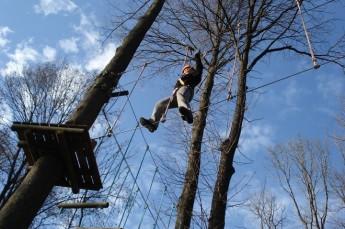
[112,123,139,185]
[138,167,158,229]
[121,187,140,228]
[295,0,320,69]
[227,22,241,100]
[118,145,149,226]
[127,103,178,226]
[126,96,180,202]
[109,169,130,223]
[167,204,175,228]
[107,63,148,137]
[111,131,168,228]
[95,62,177,227]
[126,96,179,223]
[153,186,167,229]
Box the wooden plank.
[57,131,79,194]
[70,134,93,188]
[12,123,86,134]
[83,132,102,189]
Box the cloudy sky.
[1,0,345,228]
[0,0,118,76]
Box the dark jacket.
[174,53,203,89]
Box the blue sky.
[1,0,345,228]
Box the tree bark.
[67,0,166,128]
[176,45,220,229]
[208,66,247,229]
[0,155,63,229]
[208,50,249,229]
[0,0,165,227]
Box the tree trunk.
[67,0,166,128]
[208,55,249,229]
[175,44,220,229]
[0,155,63,229]
[0,0,165,227]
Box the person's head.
[182,64,195,75]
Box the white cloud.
[282,81,298,106]
[59,37,79,53]
[43,45,56,61]
[239,123,274,155]
[86,43,116,72]
[34,0,77,16]
[0,26,12,48]
[74,13,100,49]
[0,42,39,76]
[317,74,344,99]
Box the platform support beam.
[111,90,129,97]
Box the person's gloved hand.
[194,51,201,60]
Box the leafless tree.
[208,0,345,227]
[247,183,287,229]
[328,97,345,228]
[0,62,91,226]
[0,62,89,124]
[333,97,345,205]
[269,138,331,229]
[0,127,26,209]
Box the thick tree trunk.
[0,0,165,228]
[0,155,63,229]
[208,56,248,229]
[67,0,166,128]
[208,2,256,226]
[175,45,220,229]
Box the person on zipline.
[140,51,203,132]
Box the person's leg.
[151,96,175,122]
[176,86,192,110]
[176,86,194,124]
[140,96,177,132]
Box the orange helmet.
[182,64,193,72]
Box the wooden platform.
[11,122,102,194]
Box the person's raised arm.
[194,51,203,76]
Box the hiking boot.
[179,107,193,124]
[140,117,158,132]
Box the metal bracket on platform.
[111,90,129,97]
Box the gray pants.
[151,86,194,122]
